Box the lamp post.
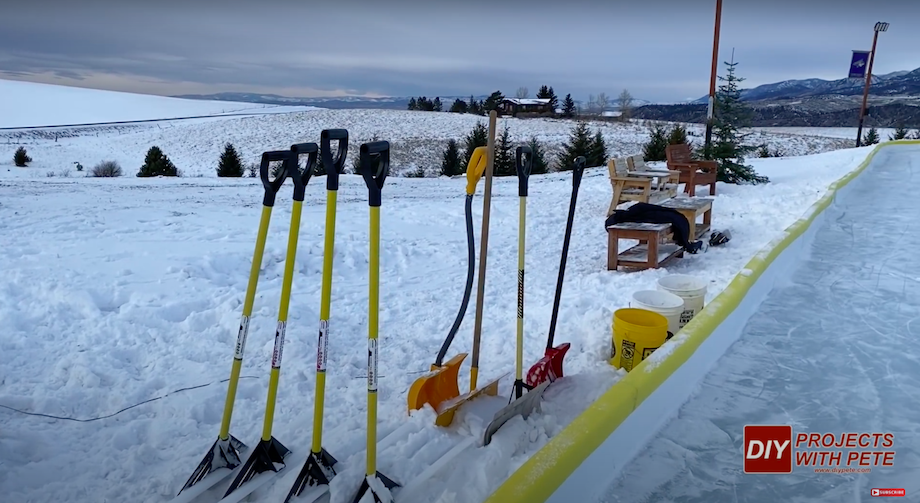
[855,21,889,147]
[704,0,723,157]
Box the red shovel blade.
[525,343,571,388]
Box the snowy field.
[754,126,905,141]
[0,78,317,128]
[0,81,886,503]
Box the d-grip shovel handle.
[259,150,294,207]
[515,146,533,197]
[321,129,349,191]
[571,155,586,189]
[465,146,488,195]
[359,140,390,207]
[289,142,319,202]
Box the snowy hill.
[0,78,319,128]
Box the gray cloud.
[1,0,918,102]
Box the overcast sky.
[2,0,918,103]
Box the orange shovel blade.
[525,343,571,388]
[407,353,468,415]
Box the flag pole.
[855,21,889,147]
[703,0,723,158]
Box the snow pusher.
[405,145,489,427]
[524,155,586,388]
[173,147,314,501]
[430,111,510,427]
[481,146,551,447]
[352,141,402,503]
[284,129,349,503]
[220,143,319,501]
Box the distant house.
[499,98,554,117]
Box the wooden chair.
[665,144,717,197]
[626,155,680,197]
[606,158,675,215]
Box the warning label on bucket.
[621,340,636,371]
[679,309,694,326]
[642,347,657,360]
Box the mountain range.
[174,68,920,128]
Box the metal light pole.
[855,21,889,147]
[704,0,723,158]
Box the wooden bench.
[607,222,684,270]
[606,157,675,215]
[666,144,717,197]
[659,197,713,240]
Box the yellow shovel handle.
[465,146,489,195]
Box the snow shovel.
[175,149,299,498]
[432,112,508,427]
[284,129,349,502]
[525,155,586,388]
[222,145,319,499]
[481,146,551,447]
[351,140,401,503]
[406,146,488,427]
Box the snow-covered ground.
[0,80,887,503]
[0,142,878,503]
[754,126,911,141]
[0,78,318,128]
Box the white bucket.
[629,290,685,340]
[657,274,708,329]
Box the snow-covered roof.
[503,98,552,105]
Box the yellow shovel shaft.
[219,204,273,441]
[366,206,381,477]
[261,199,304,441]
[312,190,338,453]
[516,196,525,381]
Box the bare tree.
[586,94,596,113]
[515,87,529,99]
[595,92,609,113]
[618,89,634,119]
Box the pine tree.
[408,97,417,110]
[468,95,481,115]
[863,127,880,145]
[588,130,608,167]
[562,94,576,118]
[708,58,768,184]
[889,124,908,140]
[483,91,504,112]
[493,126,515,177]
[13,146,31,167]
[536,85,558,110]
[527,136,549,174]
[642,124,669,161]
[449,99,468,113]
[433,97,443,112]
[667,124,689,146]
[463,123,489,169]
[557,122,593,170]
[137,146,178,177]
[216,142,245,177]
[440,139,462,177]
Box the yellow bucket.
[610,308,668,372]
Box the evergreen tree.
[13,146,31,167]
[557,122,593,170]
[667,124,689,146]
[483,90,504,112]
[449,99,468,113]
[708,58,768,184]
[433,97,443,112]
[642,124,669,161]
[408,97,417,110]
[440,139,462,177]
[588,130,608,167]
[137,146,178,177]
[216,142,245,177]
[493,126,515,176]
[863,127,880,145]
[889,124,908,140]
[536,85,558,110]
[527,136,549,174]
[537,85,550,99]
[463,122,489,169]
[562,94,576,118]
[468,95,481,115]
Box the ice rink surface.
[600,146,920,503]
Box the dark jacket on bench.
[605,202,692,247]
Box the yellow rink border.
[483,140,920,503]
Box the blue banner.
[849,51,870,78]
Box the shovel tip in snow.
[525,343,571,388]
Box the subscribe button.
[872,488,906,497]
